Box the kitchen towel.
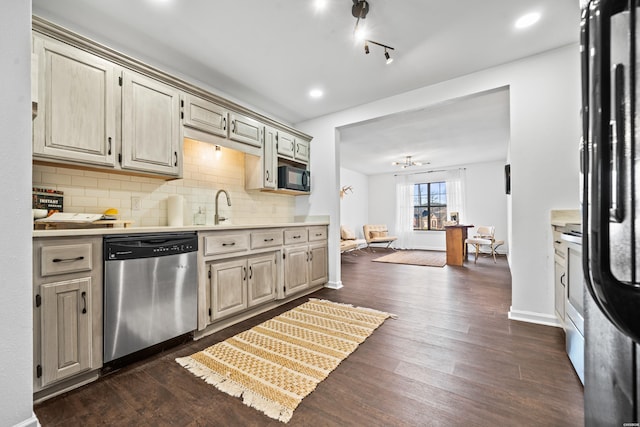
[167,195,184,226]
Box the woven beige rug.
[176,298,395,423]
[372,250,446,267]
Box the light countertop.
[33,221,329,238]
[550,209,581,227]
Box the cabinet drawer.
[41,244,93,277]
[284,229,308,245]
[204,233,250,256]
[308,226,327,242]
[251,230,283,249]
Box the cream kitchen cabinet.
[121,70,182,177]
[282,226,328,297]
[229,111,263,150]
[32,36,116,167]
[33,237,103,396]
[208,252,277,321]
[39,277,93,387]
[277,130,310,165]
[181,93,228,139]
[245,125,277,190]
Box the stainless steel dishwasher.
[103,233,198,363]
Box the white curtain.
[395,174,415,249]
[445,168,467,224]
[394,168,467,249]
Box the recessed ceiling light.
[314,0,328,12]
[309,89,324,99]
[515,12,541,29]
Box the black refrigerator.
[582,0,640,424]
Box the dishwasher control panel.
[105,233,198,261]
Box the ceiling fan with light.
[392,155,428,168]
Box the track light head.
[364,42,369,54]
[385,49,393,64]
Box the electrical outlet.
[131,196,141,210]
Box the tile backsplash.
[32,138,295,226]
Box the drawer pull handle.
[52,256,84,263]
[81,291,87,314]
[222,242,236,247]
[293,235,301,239]
[315,233,322,237]
[264,238,274,242]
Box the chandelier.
[392,156,426,168]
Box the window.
[413,181,447,230]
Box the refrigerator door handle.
[610,63,625,223]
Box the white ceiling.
[31,0,580,176]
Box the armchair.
[363,224,397,251]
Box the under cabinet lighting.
[215,145,221,159]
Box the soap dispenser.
[193,206,206,225]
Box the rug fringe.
[308,298,398,319]
[176,356,294,423]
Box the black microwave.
[278,166,310,192]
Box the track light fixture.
[351,1,396,64]
[364,39,395,65]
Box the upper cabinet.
[31,19,313,183]
[277,130,310,165]
[121,70,182,176]
[229,112,263,150]
[181,93,228,139]
[33,37,116,167]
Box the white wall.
[1,2,38,426]
[339,168,369,239]
[296,44,581,326]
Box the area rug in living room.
[176,298,395,423]
[372,250,447,267]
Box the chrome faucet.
[214,189,231,225]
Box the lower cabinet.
[39,277,93,387]
[209,252,278,321]
[283,241,328,297]
[33,236,103,394]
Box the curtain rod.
[394,167,466,177]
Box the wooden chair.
[464,225,504,263]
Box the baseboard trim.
[508,307,561,328]
[13,413,39,427]
[325,280,343,290]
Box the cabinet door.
[181,93,228,138]
[210,259,247,320]
[229,112,263,148]
[121,70,181,176]
[40,277,92,387]
[283,245,309,296]
[263,126,277,189]
[294,139,310,163]
[247,253,277,307]
[309,242,328,286]
[33,37,116,166]
[277,130,295,158]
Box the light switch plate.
[131,196,141,210]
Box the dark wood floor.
[34,249,584,426]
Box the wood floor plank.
[34,249,584,426]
